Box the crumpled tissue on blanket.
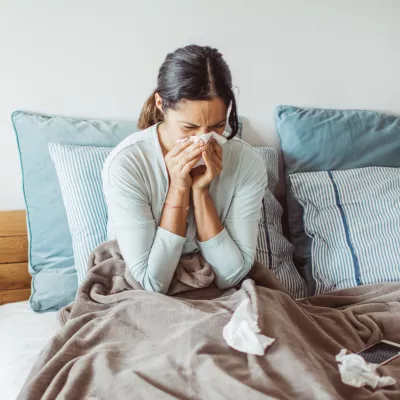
[223,298,275,356]
[336,349,396,389]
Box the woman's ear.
[155,93,164,114]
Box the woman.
[103,45,266,294]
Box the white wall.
[1,0,400,210]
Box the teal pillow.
[275,105,400,277]
[12,111,138,312]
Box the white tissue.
[177,132,227,168]
[223,298,275,356]
[336,349,396,389]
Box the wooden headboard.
[0,210,31,305]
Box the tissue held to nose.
[223,298,275,356]
[177,132,227,169]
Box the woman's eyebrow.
[178,121,200,127]
[210,118,226,127]
[179,119,226,127]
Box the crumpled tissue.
[223,298,275,356]
[336,349,396,389]
[177,132,227,168]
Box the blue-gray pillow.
[12,111,138,312]
[290,167,400,295]
[275,105,400,277]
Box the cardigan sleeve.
[103,158,185,294]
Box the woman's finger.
[182,140,204,157]
[168,138,203,160]
[202,150,214,172]
[213,141,223,162]
[166,139,193,159]
[182,155,202,174]
[205,146,222,174]
[214,156,223,171]
[175,140,204,162]
[206,142,218,165]
[178,145,205,167]
[209,148,222,171]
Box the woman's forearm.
[160,185,191,237]
[192,188,223,242]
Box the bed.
[0,211,60,400]
[4,106,400,399]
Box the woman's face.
[156,94,227,143]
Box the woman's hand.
[191,138,223,191]
[164,140,204,190]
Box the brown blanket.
[18,241,400,399]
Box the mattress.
[0,301,60,400]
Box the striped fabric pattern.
[49,143,112,285]
[290,167,400,295]
[254,147,306,298]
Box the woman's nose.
[195,126,212,136]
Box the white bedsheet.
[0,301,60,400]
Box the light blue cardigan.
[102,124,266,293]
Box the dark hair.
[138,45,239,139]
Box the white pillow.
[49,143,110,284]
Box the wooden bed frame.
[0,210,31,305]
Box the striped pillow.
[290,167,400,295]
[48,143,111,284]
[255,148,306,298]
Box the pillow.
[48,143,111,285]
[12,111,138,311]
[50,142,305,298]
[290,167,400,295]
[275,105,400,277]
[254,147,306,298]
